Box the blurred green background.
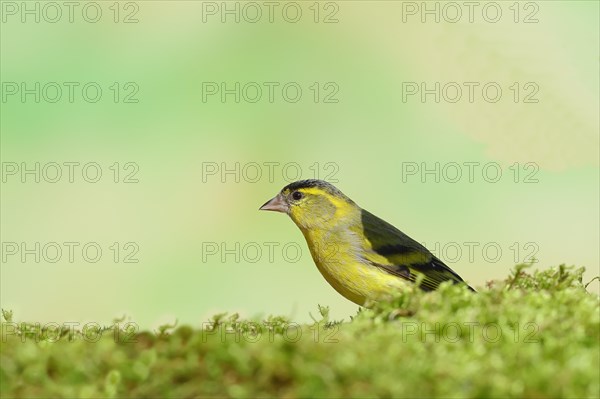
[1,1,598,328]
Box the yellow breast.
[301,228,411,306]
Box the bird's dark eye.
[292,191,303,201]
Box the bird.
[259,179,474,306]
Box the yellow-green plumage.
[259,179,474,306]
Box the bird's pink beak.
[259,194,288,213]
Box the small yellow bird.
[260,179,474,306]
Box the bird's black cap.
[281,179,353,202]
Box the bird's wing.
[358,209,471,291]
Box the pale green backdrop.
[1,1,598,328]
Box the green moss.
[1,264,599,398]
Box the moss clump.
[1,264,598,398]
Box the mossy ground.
[1,264,599,398]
